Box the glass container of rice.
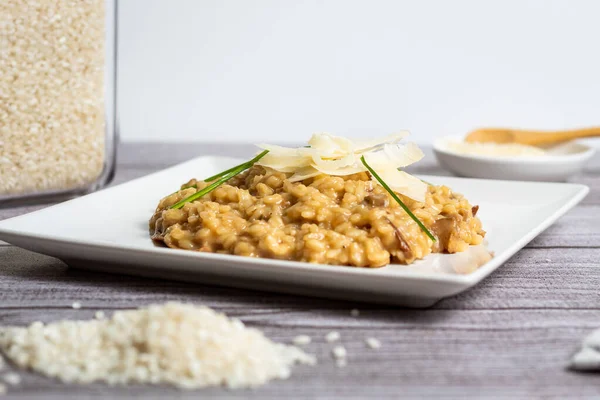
[0,0,117,203]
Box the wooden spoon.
[465,127,600,146]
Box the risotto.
[149,166,485,268]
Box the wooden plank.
[0,246,598,311]
[438,247,600,310]
[527,205,600,248]
[572,175,600,206]
[116,142,258,168]
[0,308,599,399]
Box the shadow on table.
[61,258,454,323]
[1,246,458,324]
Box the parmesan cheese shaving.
[364,143,424,169]
[311,152,356,173]
[256,144,313,172]
[287,166,323,182]
[370,166,427,202]
[307,133,355,157]
[256,132,426,201]
[353,131,410,153]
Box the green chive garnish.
[170,150,269,210]
[396,168,433,186]
[361,156,436,242]
[203,159,257,183]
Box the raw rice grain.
[365,337,381,349]
[292,335,311,346]
[0,0,106,195]
[0,302,315,389]
[332,345,347,359]
[2,373,20,386]
[325,331,340,342]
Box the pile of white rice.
[0,302,315,389]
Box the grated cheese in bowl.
[0,302,315,389]
[444,140,545,157]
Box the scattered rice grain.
[2,373,21,386]
[0,302,315,389]
[365,338,381,349]
[332,345,347,359]
[292,335,311,346]
[71,302,81,309]
[325,331,340,342]
[94,311,105,320]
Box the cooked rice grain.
[150,166,486,268]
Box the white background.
[118,0,600,145]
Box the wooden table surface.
[1,142,599,399]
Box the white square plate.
[0,156,589,307]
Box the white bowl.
[433,136,596,182]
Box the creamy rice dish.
[150,133,486,268]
